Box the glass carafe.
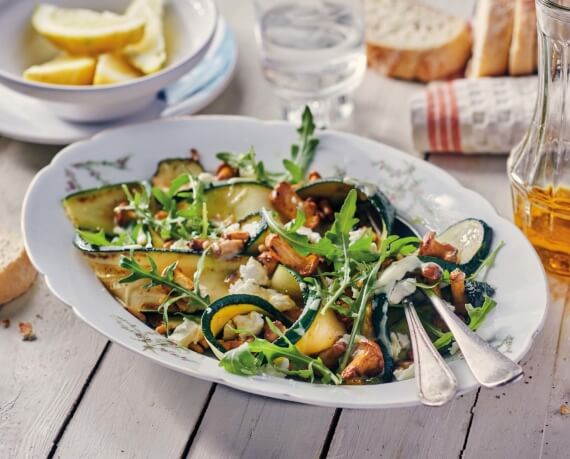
[508,0,570,276]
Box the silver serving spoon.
[402,298,458,406]
[424,290,523,387]
[368,214,458,405]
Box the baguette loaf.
[467,0,515,78]
[365,0,472,82]
[509,0,537,76]
[0,230,37,304]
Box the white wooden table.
[2,1,570,458]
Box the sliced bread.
[467,0,515,78]
[365,0,472,82]
[509,0,537,76]
[0,230,37,305]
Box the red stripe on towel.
[446,82,462,152]
[435,84,450,152]
[426,86,438,152]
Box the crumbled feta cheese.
[449,341,460,356]
[223,312,265,340]
[274,357,290,370]
[234,311,264,336]
[241,220,262,237]
[169,319,204,348]
[136,231,147,246]
[229,279,296,311]
[390,332,411,360]
[223,320,237,340]
[239,257,270,286]
[170,239,189,250]
[113,226,125,235]
[394,363,415,381]
[349,227,368,245]
[197,172,215,184]
[223,223,241,235]
[296,226,322,243]
[388,278,417,304]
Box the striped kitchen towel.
[410,76,536,154]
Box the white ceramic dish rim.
[21,116,549,409]
[0,0,218,94]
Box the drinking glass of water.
[254,0,366,127]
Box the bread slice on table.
[0,230,37,305]
[365,0,472,82]
[467,0,515,78]
[509,0,537,76]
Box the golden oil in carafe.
[511,184,570,276]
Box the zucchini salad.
[63,109,502,386]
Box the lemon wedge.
[93,53,141,85]
[23,55,96,85]
[32,4,145,55]
[123,0,167,74]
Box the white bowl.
[0,0,217,122]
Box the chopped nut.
[283,307,302,322]
[257,250,279,276]
[263,320,287,342]
[154,210,168,220]
[225,231,250,241]
[264,234,320,276]
[113,202,136,227]
[318,340,347,369]
[318,198,334,220]
[189,238,207,251]
[308,170,321,181]
[341,338,384,382]
[190,148,200,161]
[19,322,36,341]
[199,338,210,349]
[210,239,245,259]
[189,342,205,354]
[560,404,570,416]
[173,269,194,290]
[216,163,238,180]
[155,324,167,335]
[1,319,10,328]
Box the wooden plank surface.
[0,139,108,458]
[187,386,335,459]
[54,345,212,459]
[327,394,476,459]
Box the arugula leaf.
[287,107,319,182]
[219,343,261,376]
[220,318,341,384]
[468,241,505,281]
[119,256,209,310]
[216,107,320,185]
[261,208,337,258]
[431,295,497,349]
[77,229,112,247]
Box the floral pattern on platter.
[113,315,200,364]
[65,155,131,192]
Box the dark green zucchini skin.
[296,178,395,235]
[151,158,204,189]
[371,294,395,382]
[239,213,269,255]
[419,219,493,275]
[63,182,143,233]
[201,294,293,357]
